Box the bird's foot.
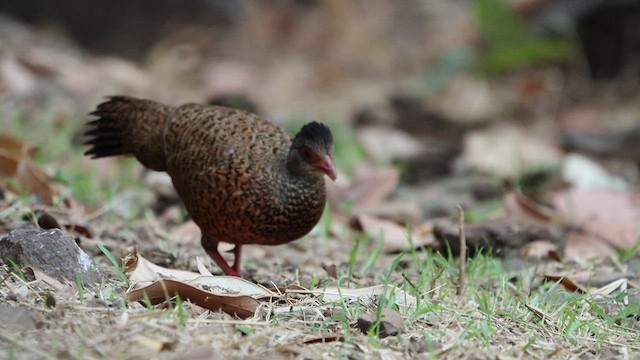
[231,245,242,275]
[204,246,241,277]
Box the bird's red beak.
[318,155,337,181]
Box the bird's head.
[289,122,337,181]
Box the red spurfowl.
[85,96,336,276]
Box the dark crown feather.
[294,122,333,147]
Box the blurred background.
[1,0,640,228]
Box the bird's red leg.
[231,245,242,275]
[203,242,241,277]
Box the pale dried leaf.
[357,126,424,163]
[564,232,618,262]
[593,279,628,305]
[464,124,562,177]
[196,257,214,276]
[188,276,278,299]
[562,153,630,190]
[133,335,173,353]
[126,251,203,286]
[28,267,67,291]
[315,284,417,310]
[521,240,561,261]
[554,189,640,250]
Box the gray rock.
[0,228,103,286]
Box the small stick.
[456,205,466,296]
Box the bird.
[84,96,336,277]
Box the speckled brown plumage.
[85,96,336,276]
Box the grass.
[329,232,638,355]
[1,105,638,359]
[97,244,129,286]
[2,216,638,358]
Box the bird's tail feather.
[84,96,170,171]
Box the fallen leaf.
[0,134,54,204]
[593,279,629,306]
[463,124,562,178]
[521,240,561,261]
[314,284,417,310]
[525,303,553,323]
[125,251,278,317]
[125,249,204,285]
[188,276,278,299]
[133,335,174,353]
[544,274,587,293]
[126,251,278,298]
[503,187,556,223]
[126,278,260,318]
[27,267,69,292]
[356,308,405,338]
[356,126,423,163]
[321,263,338,279]
[303,335,345,344]
[562,153,630,190]
[541,269,595,293]
[353,214,434,253]
[326,165,399,213]
[564,232,618,261]
[554,189,640,250]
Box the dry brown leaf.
[125,251,277,317]
[303,335,345,344]
[356,308,405,338]
[0,134,54,204]
[503,188,556,223]
[126,279,260,318]
[321,263,338,279]
[353,214,434,253]
[540,268,594,293]
[126,251,278,298]
[544,274,588,293]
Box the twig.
[456,205,466,296]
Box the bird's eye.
[300,147,313,161]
